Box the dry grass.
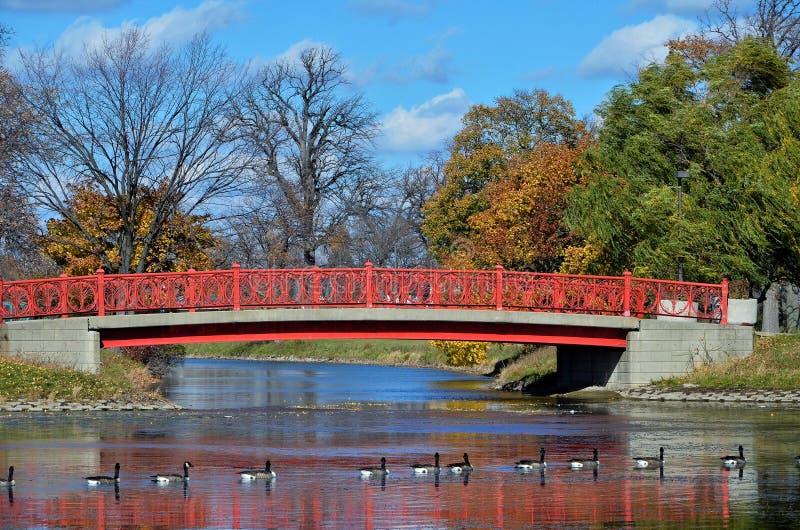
[492,345,557,386]
[0,350,159,401]
[656,334,800,389]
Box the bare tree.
[704,0,800,61]
[329,158,441,268]
[0,25,55,279]
[15,29,249,274]
[236,46,378,266]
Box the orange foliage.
[41,184,217,275]
[466,140,590,271]
[666,35,729,69]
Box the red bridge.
[0,262,728,323]
[1,264,750,389]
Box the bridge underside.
[99,318,629,348]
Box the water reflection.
[0,359,800,527]
[161,359,501,410]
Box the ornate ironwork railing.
[0,263,729,324]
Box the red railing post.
[554,274,565,312]
[433,270,441,307]
[60,274,69,318]
[365,261,373,308]
[96,268,105,317]
[623,269,632,317]
[720,277,729,325]
[312,266,321,309]
[188,268,196,313]
[0,275,4,324]
[495,265,504,311]
[232,263,241,311]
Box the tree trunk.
[304,246,316,267]
[762,281,781,333]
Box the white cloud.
[379,88,470,153]
[50,0,245,57]
[276,39,328,64]
[578,14,696,78]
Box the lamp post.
[676,170,690,281]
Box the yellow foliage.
[40,183,217,275]
[431,340,488,366]
[559,240,603,274]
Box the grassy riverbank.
[655,334,800,390]
[0,351,159,401]
[186,339,543,374]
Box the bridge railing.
[0,263,729,324]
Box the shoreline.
[4,355,800,412]
[617,384,800,405]
[0,396,181,413]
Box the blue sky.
[1,0,728,167]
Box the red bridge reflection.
[0,444,733,528]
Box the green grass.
[492,345,557,387]
[185,339,524,373]
[0,350,157,401]
[655,334,800,390]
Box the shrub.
[120,344,186,378]
[430,340,488,366]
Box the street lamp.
[676,170,690,281]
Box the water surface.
[1,358,800,528]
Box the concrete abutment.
[557,320,754,390]
[0,317,100,374]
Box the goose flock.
[0,445,762,490]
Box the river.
[1,357,800,528]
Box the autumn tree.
[16,29,248,274]
[41,184,217,276]
[422,89,588,270]
[235,46,378,267]
[467,140,589,271]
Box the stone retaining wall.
[621,385,800,404]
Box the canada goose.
[796,455,800,466]
[360,457,389,477]
[0,466,14,487]
[721,445,746,468]
[239,460,276,481]
[569,448,599,469]
[447,453,473,474]
[634,447,664,469]
[411,452,440,474]
[152,461,193,483]
[85,462,120,485]
[515,448,547,470]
